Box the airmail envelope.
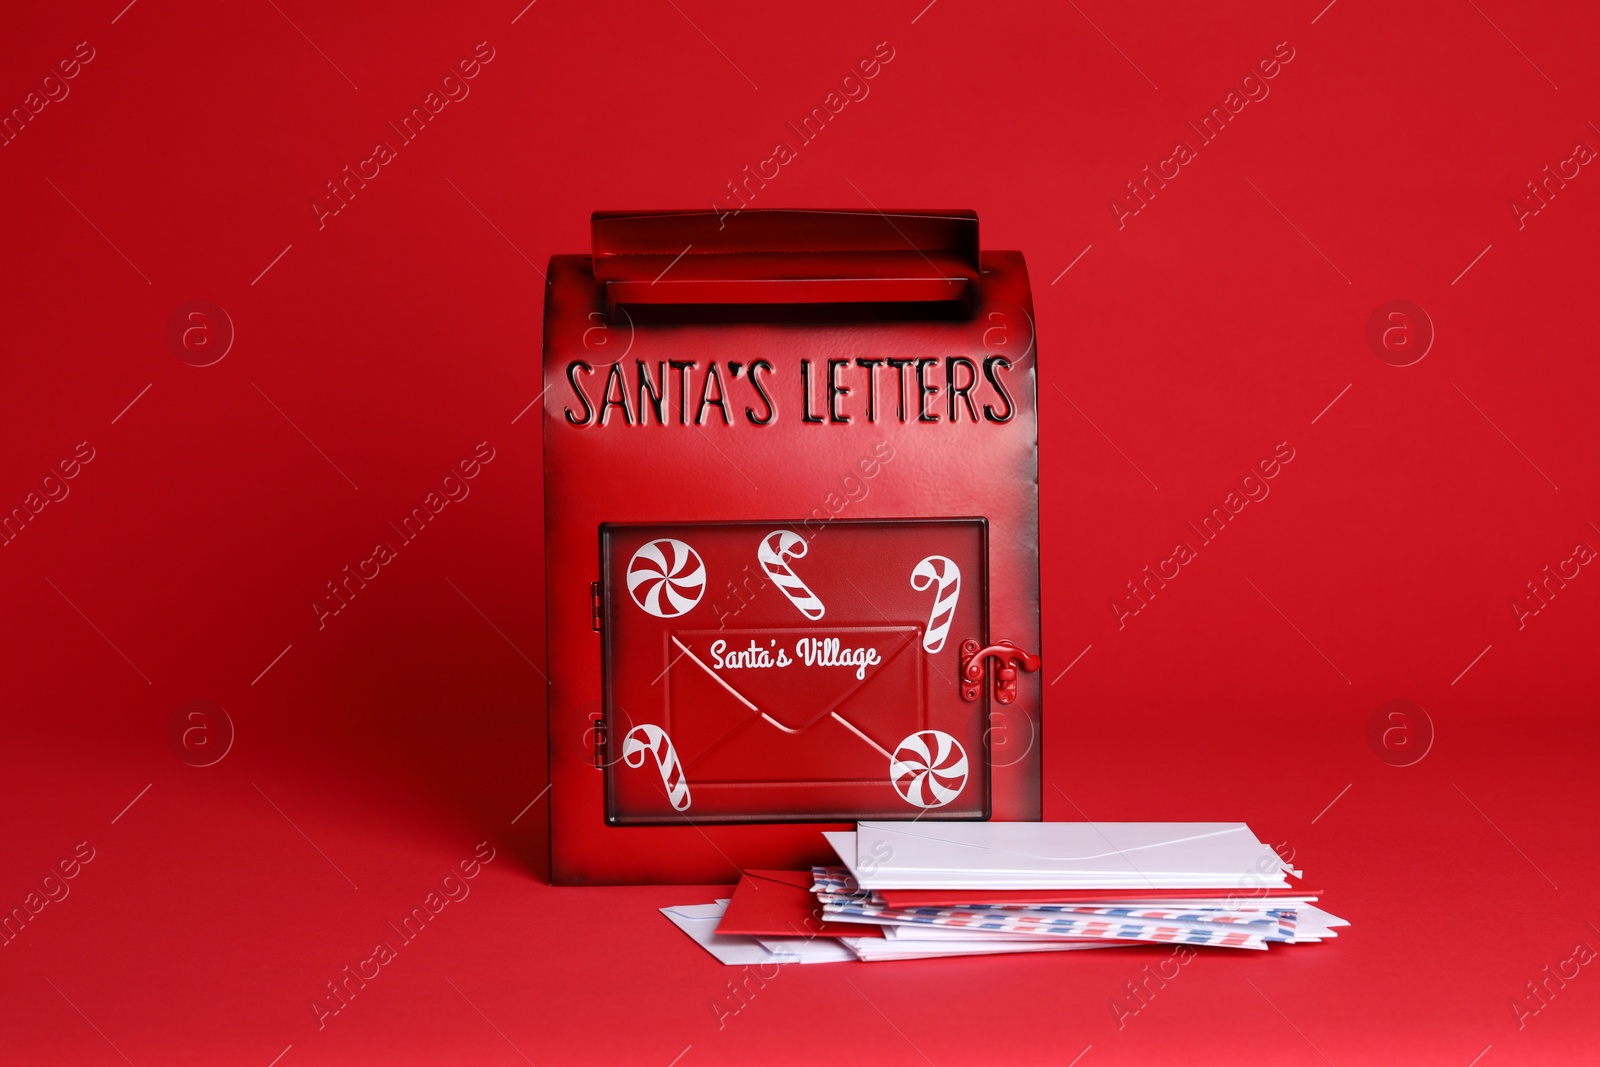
[716,869,883,939]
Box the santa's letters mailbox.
[543,209,1042,884]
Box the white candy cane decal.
[622,724,691,811]
[910,555,961,653]
[758,529,825,620]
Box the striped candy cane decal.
[622,724,691,811]
[758,529,825,620]
[910,555,961,653]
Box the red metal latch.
[960,640,1042,705]
[591,581,603,632]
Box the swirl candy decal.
[758,529,825,620]
[622,724,691,811]
[626,538,706,618]
[910,555,961,653]
[889,730,969,809]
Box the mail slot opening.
[593,209,983,322]
[606,297,976,326]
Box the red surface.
[2,0,1597,1063]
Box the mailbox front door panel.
[601,520,988,823]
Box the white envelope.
[661,900,856,965]
[754,937,858,963]
[661,900,796,966]
[836,822,1297,889]
[1284,905,1350,942]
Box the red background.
[2,0,1597,1064]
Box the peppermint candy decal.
[890,730,969,809]
[758,529,825,621]
[626,538,705,618]
[622,724,691,811]
[910,555,961,654]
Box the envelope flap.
[717,870,883,938]
[745,869,818,891]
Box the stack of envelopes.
[662,822,1348,964]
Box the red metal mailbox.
[544,209,1042,884]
